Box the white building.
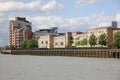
[38,35,55,48]
[54,35,66,48]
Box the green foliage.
[98,33,107,47]
[65,42,71,48]
[80,38,87,45]
[20,39,38,49]
[5,44,15,49]
[65,45,70,48]
[20,39,28,48]
[75,37,80,47]
[112,31,120,48]
[75,41,81,46]
[9,44,14,48]
[89,34,97,47]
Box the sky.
[0,0,120,46]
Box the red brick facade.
[9,17,32,48]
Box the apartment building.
[37,32,79,48]
[37,21,120,48]
[73,26,120,47]
[69,32,83,47]
[38,35,55,48]
[88,27,109,47]
[113,29,120,35]
[88,27,120,47]
[54,35,66,48]
[74,32,88,47]
[9,17,32,48]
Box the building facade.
[54,35,66,48]
[87,27,111,47]
[38,35,55,48]
[9,17,32,48]
[73,26,120,47]
[113,29,120,35]
[74,32,88,47]
[37,32,82,48]
[36,21,120,48]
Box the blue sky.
[44,0,120,17]
[0,0,120,46]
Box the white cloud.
[0,0,63,14]
[0,1,40,12]
[41,0,64,13]
[31,12,115,33]
[75,0,99,8]
[0,0,22,1]
[115,13,120,21]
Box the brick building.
[9,17,32,48]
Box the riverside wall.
[1,50,12,54]
[1,49,120,58]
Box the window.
[46,41,48,44]
[55,42,58,46]
[61,42,63,45]
[41,41,43,44]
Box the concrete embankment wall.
[1,49,120,58]
[1,50,12,54]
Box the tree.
[26,40,32,49]
[80,38,87,46]
[29,38,38,48]
[98,33,107,47]
[89,34,97,47]
[20,39,28,48]
[113,31,120,48]
[20,39,38,49]
[74,37,80,47]
[75,41,81,46]
[5,44,15,49]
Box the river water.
[0,53,120,80]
